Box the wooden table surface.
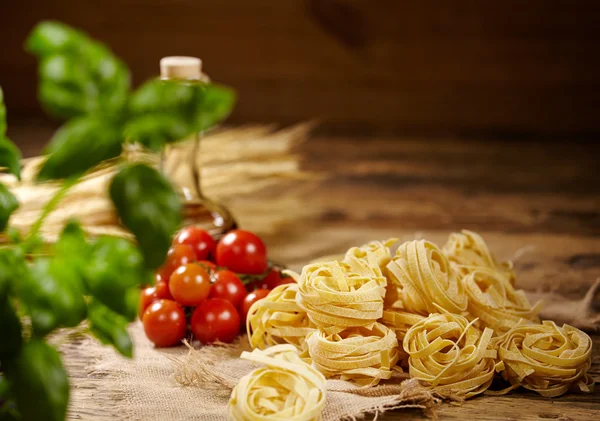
[12,129,600,420]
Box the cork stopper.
[160,56,204,80]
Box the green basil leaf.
[124,113,191,151]
[87,299,133,358]
[84,236,149,321]
[0,183,18,232]
[21,257,87,336]
[0,138,22,180]
[125,80,236,148]
[25,21,88,57]
[28,22,131,120]
[0,248,25,299]
[109,164,181,269]
[0,299,22,359]
[128,79,197,116]
[194,84,236,131]
[36,117,122,181]
[4,339,69,421]
[54,221,90,277]
[0,86,6,137]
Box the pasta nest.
[296,261,386,334]
[343,238,397,279]
[386,240,468,315]
[443,230,515,285]
[403,313,498,398]
[494,321,594,397]
[306,322,399,387]
[229,345,326,421]
[462,269,541,333]
[247,283,315,352]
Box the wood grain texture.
[8,124,600,419]
[2,0,600,135]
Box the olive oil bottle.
[159,56,236,238]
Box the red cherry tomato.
[162,244,196,279]
[173,227,216,261]
[138,282,173,319]
[155,266,171,284]
[191,299,240,344]
[209,270,247,308]
[168,263,211,306]
[249,269,295,290]
[215,230,268,274]
[142,299,187,347]
[240,289,270,325]
[197,260,217,276]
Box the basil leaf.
[54,221,90,278]
[195,84,236,131]
[84,236,149,321]
[0,86,6,137]
[0,138,22,180]
[36,117,122,181]
[21,257,87,336]
[28,22,131,120]
[125,80,236,149]
[87,299,133,358]
[124,113,191,151]
[109,164,181,269]
[25,21,88,57]
[4,339,69,421]
[0,183,18,232]
[0,299,22,359]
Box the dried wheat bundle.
[0,123,316,242]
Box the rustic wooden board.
[2,1,600,134]
[10,127,600,419]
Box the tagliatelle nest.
[306,322,399,387]
[296,261,386,335]
[463,269,541,333]
[342,239,397,279]
[403,312,499,398]
[443,230,515,286]
[246,283,315,352]
[386,240,468,315]
[493,321,594,397]
[228,345,326,421]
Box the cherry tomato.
[240,289,270,325]
[215,230,268,274]
[155,266,171,284]
[173,227,216,261]
[249,269,295,290]
[161,244,196,279]
[138,282,173,319]
[209,270,247,308]
[197,260,217,276]
[168,263,211,306]
[191,298,240,344]
[142,299,187,347]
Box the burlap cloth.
[72,325,456,421]
[59,276,599,421]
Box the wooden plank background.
[2,0,600,136]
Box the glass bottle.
[159,56,236,238]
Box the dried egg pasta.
[403,313,498,398]
[462,269,541,333]
[443,230,515,285]
[306,322,399,387]
[387,240,468,314]
[296,261,386,335]
[494,321,594,397]
[247,283,315,352]
[229,345,326,421]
